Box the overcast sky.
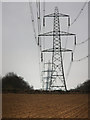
[2,1,88,90]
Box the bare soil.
[2,93,88,118]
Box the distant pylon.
[39,6,76,91]
[42,61,52,90]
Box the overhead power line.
[66,36,89,80]
[74,55,90,62]
[71,0,88,26]
[28,1,88,90]
[29,2,42,83]
[66,61,72,80]
[76,38,90,46]
[29,2,38,45]
[63,26,70,60]
[63,1,88,60]
[60,1,88,81]
[66,45,76,80]
[65,0,88,79]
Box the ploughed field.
[2,93,88,118]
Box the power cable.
[65,1,88,80]
[63,26,70,60]
[63,1,88,60]
[74,55,90,62]
[66,45,76,80]
[29,1,42,84]
[71,0,88,26]
[29,2,38,45]
[76,38,90,46]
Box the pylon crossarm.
[44,13,69,18]
[43,77,56,79]
[61,48,72,52]
[60,31,75,36]
[39,31,53,36]
[59,13,70,17]
[42,70,53,72]
[43,77,52,79]
[52,75,63,76]
[39,31,76,36]
[42,48,72,52]
[44,13,55,17]
[43,12,70,27]
[51,86,65,87]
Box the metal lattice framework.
[51,7,67,90]
[39,7,76,91]
[42,61,52,90]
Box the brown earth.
[2,93,88,118]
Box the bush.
[2,72,33,93]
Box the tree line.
[1,72,33,93]
[0,72,90,93]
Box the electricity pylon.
[42,61,52,90]
[39,7,76,91]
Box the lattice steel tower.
[51,7,67,90]
[39,7,76,91]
